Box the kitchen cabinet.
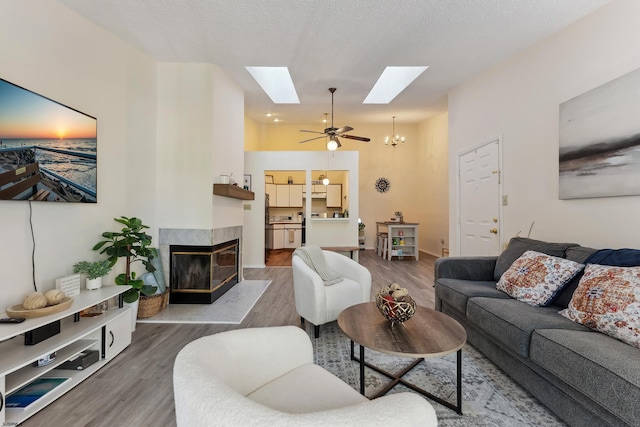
[271,184,303,207]
[266,183,277,207]
[269,223,302,250]
[289,185,303,207]
[275,185,289,207]
[271,224,285,249]
[284,225,302,248]
[326,184,342,208]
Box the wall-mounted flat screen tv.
[0,78,97,203]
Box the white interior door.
[458,138,502,256]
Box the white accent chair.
[292,250,371,338]
[173,326,438,427]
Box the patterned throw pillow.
[496,250,584,307]
[560,264,640,348]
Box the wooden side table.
[338,302,466,414]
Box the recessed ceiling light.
[273,118,280,122]
[265,113,273,117]
[363,66,429,104]
[246,66,300,104]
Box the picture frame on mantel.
[243,174,252,191]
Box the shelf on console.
[6,339,97,394]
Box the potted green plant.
[92,216,158,303]
[73,259,112,290]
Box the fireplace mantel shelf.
[213,184,255,200]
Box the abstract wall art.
[559,68,640,199]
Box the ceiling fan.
[299,88,370,150]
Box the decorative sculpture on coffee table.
[375,283,416,325]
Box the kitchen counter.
[268,220,303,225]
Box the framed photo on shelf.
[243,174,252,191]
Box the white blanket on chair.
[293,245,343,286]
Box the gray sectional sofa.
[434,237,640,427]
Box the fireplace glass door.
[170,239,239,304]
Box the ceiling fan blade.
[299,135,326,144]
[299,129,327,135]
[333,126,353,134]
[340,134,371,142]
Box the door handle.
[489,228,498,234]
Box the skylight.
[245,66,300,104]
[363,66,429,104]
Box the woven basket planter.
[137,290,169,319]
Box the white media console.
[0,286,132,425]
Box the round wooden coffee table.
[337,302,467,414]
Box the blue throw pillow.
[584,248,640,267]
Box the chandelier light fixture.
[385,116,405,147]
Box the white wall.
[448,0,640,254]
[156,63,245,231]
[211,66,246,231]
[0,0,157,306]
[244,151,359,267]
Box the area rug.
[313,322,567,427]
[136,280,271,324]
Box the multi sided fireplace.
[169,239,239,304]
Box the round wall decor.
[375,177,390,193]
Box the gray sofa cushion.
[434,256,497,281]
[564,246,597,263]
[531,329,640,427]
[494,237,578,281]
[466,297,590,357]
[435,278,510,314]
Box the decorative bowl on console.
[375,283,416,324]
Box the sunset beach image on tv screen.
[0,78,97,203]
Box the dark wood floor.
[265,248,294,266]
[22,250,438,427]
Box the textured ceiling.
[58,0,610,125]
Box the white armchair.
[173,326,438,427]
[292,249,371,338]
